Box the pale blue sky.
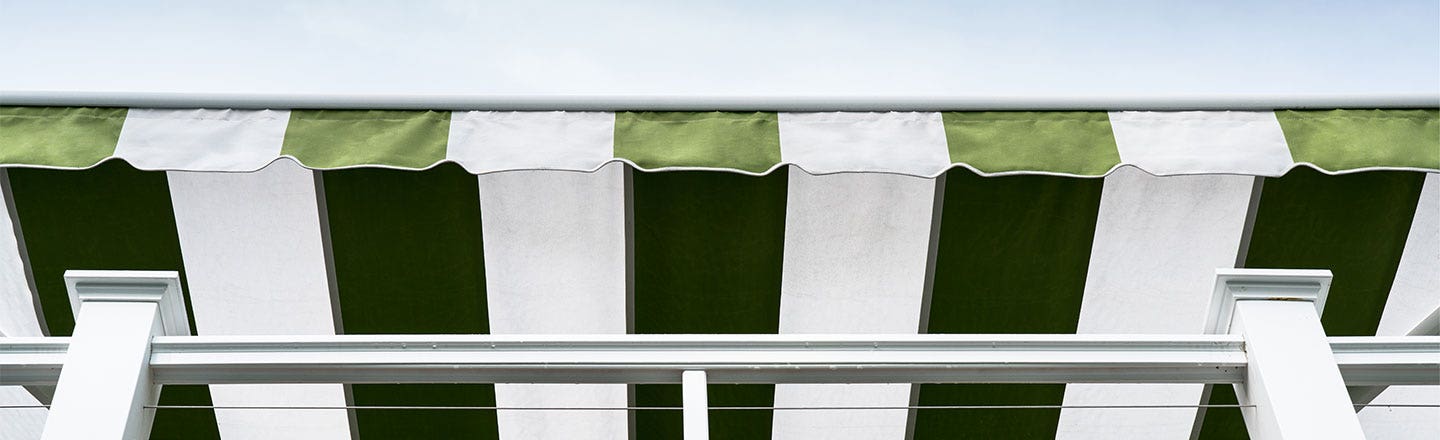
[2,0,1437,96]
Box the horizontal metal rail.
[2,334,1435,386]
[2,90,1437,111]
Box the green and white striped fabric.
[0,106,1437,440]
[1,107,1436,176]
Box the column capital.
[1205,268,1333,334]
[64,270,190,336]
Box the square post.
[41,271,190,440]
[682,370,709,440]
[1205,269,1365,439]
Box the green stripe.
[5,161,219,439]
[282,110,450,169]
[321,164,497,439]
[916,170,1103,439]
[1198,168,1426,439]
[942,112,1120,176]
[0,107,125,168]
[614,112,782,174]
[1276,109,1440,171]
[632,170,787,439]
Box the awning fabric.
[1,107,1436,176]
[0,106,1437,440]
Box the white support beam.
[41,271,189,440]
[1206,269,1365,440]
[4,335,1435,387]
[146,334,1251,385]
[682,370,709,440]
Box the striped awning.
[1,106,1437,439]
[2,107,1436,176]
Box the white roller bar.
[2,335,1435,387]
[2,90,1436,111]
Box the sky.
[1,0,1437,97]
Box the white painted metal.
[682,371,708,440]
[41,271,190,440]
[139,334,1254,385]
[169,160,351,439]
[3,90,1436,110]
[5,335,1435,386]
[1060,169,1255,440]
[1207,269,1365,439]
[478,165,628,440]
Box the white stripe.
[1058,167,1256,439]
[114,109,289,171]
[0,172,40,338]
[448,111,615,173]
[1359,173,1440,439]
[1109,111,1293,177]
[168,160,350,440]
[0,387,44,440]
[777,112,950,175]
[772,169,937,439]
[1,172,46,439]
[479,164,628,440]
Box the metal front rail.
[3,335,1436,386]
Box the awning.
[1,107,1436,176]
[1,104,1437,440]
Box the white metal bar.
[146,334,1249,385]
[1207,269,1365,439]
[41,271,190,440]
[4,335,1435,387]
[2,90,1436,111]
[682,371,709,440]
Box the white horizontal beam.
[145,334,1249,385]
[3,335,1435,386]
[2,90,1437,111]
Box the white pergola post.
[1205,269,1365,440]
[41,271,190,440]
[682,370,710,440]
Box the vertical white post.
[682,370,710,440]
[41,271,190,440]
[1205,269,1365,440]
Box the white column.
[1207,269,1365,440]
[168,160,351,440]
[41,271,190,440]
[478,164,628,440]
[682,371,709,440]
